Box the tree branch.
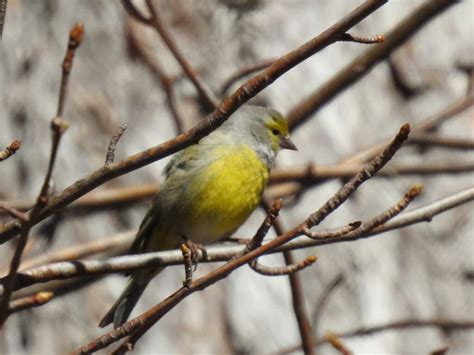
[287,0,457,130]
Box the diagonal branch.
[287,0,458,130]
[0,0,388,245]
[144,0,219,109]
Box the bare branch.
[58,22,84,117]
[278,319,474,354]
[339,33,384,44]
[105,124,128,165]
[0,202,28,222]
[249,255,317,276]
[303,222,360,240]
[144,0,219,109]
[340,93,474,165]
[261,198,316,355]
[0,139,21,162]
[312,274,345,335]
[305,124,410,229]
[325,332,353,355]
[408,133,474,150]
[306,185,422,239]
[8,291,53,314]
[288,0,458,130]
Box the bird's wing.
[129,145,204,255]
[128,202,160,255]
[162,145,202,179]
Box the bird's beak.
[280,135,298,151]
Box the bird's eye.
[271,129,279,135]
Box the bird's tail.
[99,268,162,328]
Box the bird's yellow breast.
[186,144,269,243]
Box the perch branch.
[3,184,472,295]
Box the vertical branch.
[262,199,316,355]
[144,0,219,109]
[57,22,84,117]
[283,251,316,355]
[0,22,83,326]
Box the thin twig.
[58,22,84,117]
[144,0,219,109]
[14,230,133,272]
[0,202,28,222]
[305,185,422,239]
[325,332,353,355]
[249,255,317,276]
[340,93,474,165]
[236,199,282,256]
[339,33,384,44]
[277,319,474,354]
[306,124,410,229]
[0,139,21,162]
[0,0,387,244]
[261,198,316,355]
[281,252,316,355]
[408,133,474,150]
[270,161,474,185]
[311,274,345,335]
[1,183,158,217]
[303,222,360,240]
[105,124,128,165]
[8,291,53,314]
[287,0,457,130]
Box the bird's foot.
[180,237,208,271]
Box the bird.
[99,105,297,328]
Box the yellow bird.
[99,105,297,328]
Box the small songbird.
[99,105,297,328]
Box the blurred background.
[1,0,473,354]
